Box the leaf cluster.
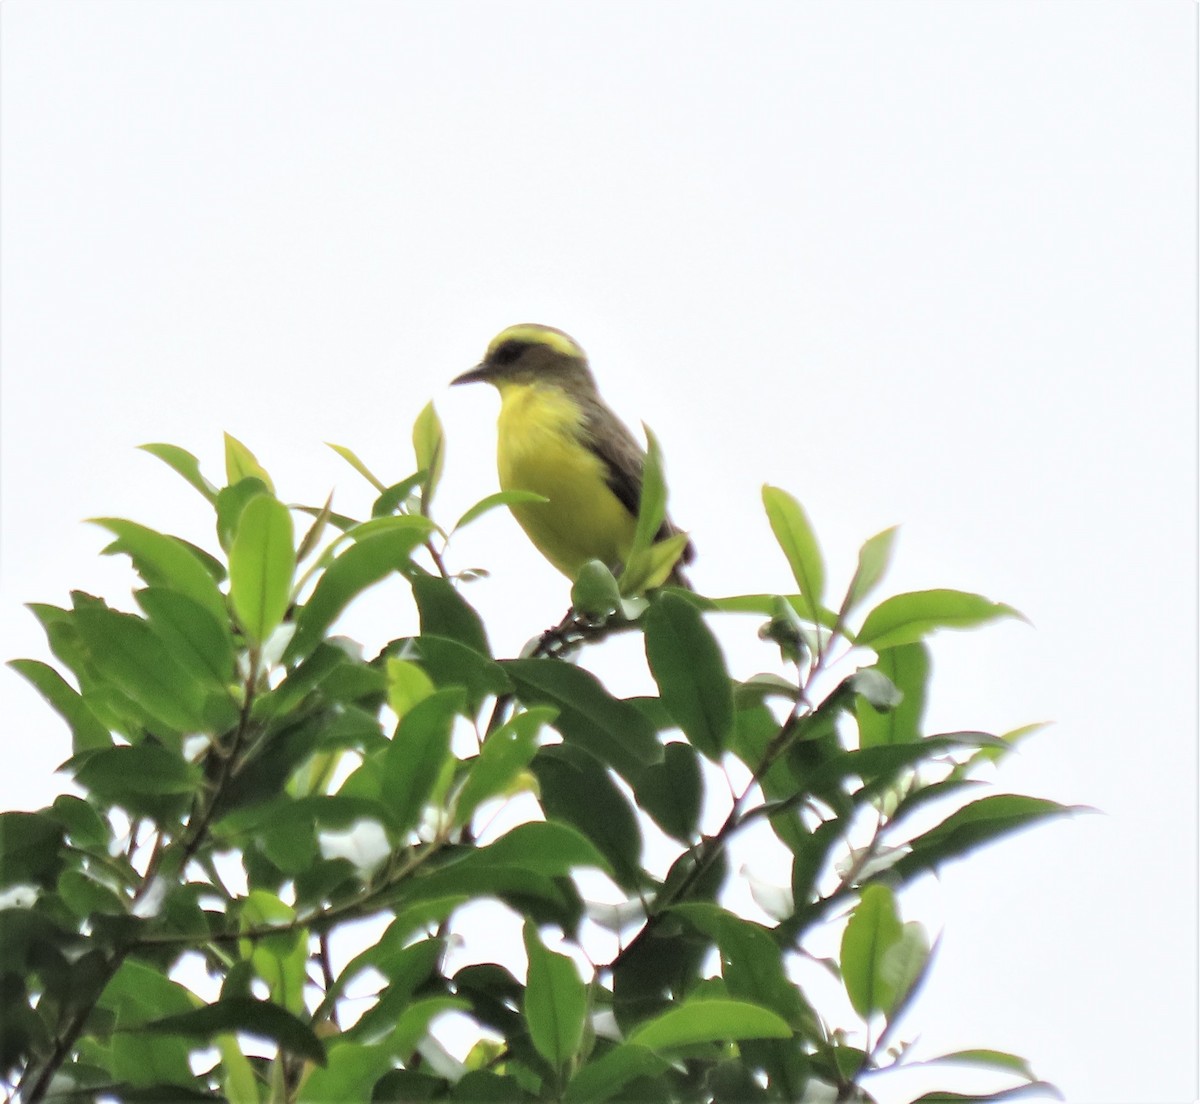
[0,419,1071,1104]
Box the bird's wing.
[578,396,695,565]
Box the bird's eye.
[492,340,524,366]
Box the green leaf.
[216,1034,260,1104]
[73,745,200,806]
[804,734,1007,803]
[100,955,199,1084]
[644,593,733,759]
[631,425,669,560]
[346,942,445,1044]
[0,811,65,889]
[881,920,932,1023]
[383,689,462,835]
[287,525,431,660]
[670,903,805,1022]
[532,745,643,889]
[839,525,898,621]
[399,857,579,930]
[215,477,271,553]
[135,587,237,697]
[411,573,491,656]
[58,868,126,918]
[628,997,791,1051]
[371,473,428,518]
[709,592,840,627]
[229,494,295,645]
[840,883,903,1019]
[7,659,111,751]
[857,589,1024,651]
[138,998,325,1065]
[385,657,436,720]
[224,433,274,492]
[856,643,929,747]
[240,891,308,1014]
[326,902,465,1017]
[390,996,469,1060]
[90,518,227,624]
[634,740,702,843]
[74,605,210,733]
[889,777,990,829]
[410,635,510,712]
[790,819,843,911]
[908,1087,1063,1104]
[453,489,548,533]
[612,920,720,1030]
[139,442,218,503]
[253,642,351,721]
[412,401,445,508]
[372,1069,441,1103]
[564,1043,669,1103]
[621,532,691,596]
[298,1041,392,1104]
[848,667,903,712]
[919,1048,1038,1082]
[50,794,111,849]
[296,491,335,562]
[454,708,552,825]
[961,720,1050,772]
[762,486,825,623]
[523,920,587,1072]
[893,795,1080,878]
[504,659,662,782]
[477,820,611,877]
[327,442,388,493]
[110,1032,196,1090]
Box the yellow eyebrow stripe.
[487,324,585,360]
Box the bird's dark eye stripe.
[492,340,526,365]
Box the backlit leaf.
[857,590,1024,651]
[856,643,929,747]
[453,489,548,533]
[628,997,791,1051]
[523,920,587,1071]
[91,518,226,624]
[412,401,445,508]
[327,442,388,493]
[384,689,462,835]
[224,433,274,492]
[454,708,553,825]
[840,884,903,1019]
[229,494,295,644]
[8,659,111,752]
[139,442,219,503]
[839,525,898,622]
[762,486,825,623]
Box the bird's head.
[453,323,597,392]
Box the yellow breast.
[494,382,636,579]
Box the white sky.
[1,3,1196,1102]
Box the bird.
[452,323,693,588]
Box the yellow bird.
[452,323,693,586]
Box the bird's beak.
[451,362,493,386]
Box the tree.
[1,411,1071,1103]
